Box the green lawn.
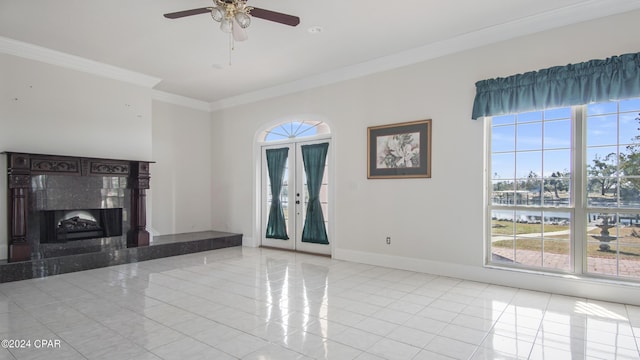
[491,220,568,236]
[491,220,640,259]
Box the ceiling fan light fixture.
[234,12,251,29]
[232,18,248,41]
[220,18,233,33]
[210,6,224,22]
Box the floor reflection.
[0,247,638,360]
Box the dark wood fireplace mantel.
[5,152,153,262]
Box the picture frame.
[367,119,432,179]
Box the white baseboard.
[242,236,258,247]
[333,248,640,306]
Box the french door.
[261,138,331,255]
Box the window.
[260,120,330,142]
[488,98,640,281]
[585,99,640,278]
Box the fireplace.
[40,208,123,243]
[6,152,152,262]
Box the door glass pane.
[263,121,329,141]
[282,167,289,233]
[321,163,329,235]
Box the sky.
[264,121,321,142]
[491,98,640,181]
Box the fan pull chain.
[228,32,235,66]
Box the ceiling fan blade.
[163,7,212,19]
[250,7,300,27]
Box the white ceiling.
[1,0,639,109]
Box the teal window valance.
[471,52,640,120]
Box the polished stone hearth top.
[0,231,242,283]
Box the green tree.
[492,175,515,191]
[620,113,640,201]
[621,114,640,179]
[524,171,542,204]
[525,171,541,190]
[544,171,570,199]
[588,152,618,196]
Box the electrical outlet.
[386,236,391,245]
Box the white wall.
[211,10,640,304]
[0,55,153,159]
[151,100,213,235]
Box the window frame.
[486,107,577,275]
[486,101,640,282]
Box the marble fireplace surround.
[5,152,152,263]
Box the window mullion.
[573,105,587,275]
[485,117,494,265]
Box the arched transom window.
[260,120,330,142]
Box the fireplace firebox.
[40,208,123,243]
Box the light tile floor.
[0,247,639,360]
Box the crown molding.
[210,0,640,111]
[152,90,212,112]
[0,36,161,88]
[1,36,216,111]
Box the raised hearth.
[0,231,242,283]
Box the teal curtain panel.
[301,143,330,244]
[472,52,640,119]
[265,147,290,240]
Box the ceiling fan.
[164,0,300,42]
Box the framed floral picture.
[367,119,432,179]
